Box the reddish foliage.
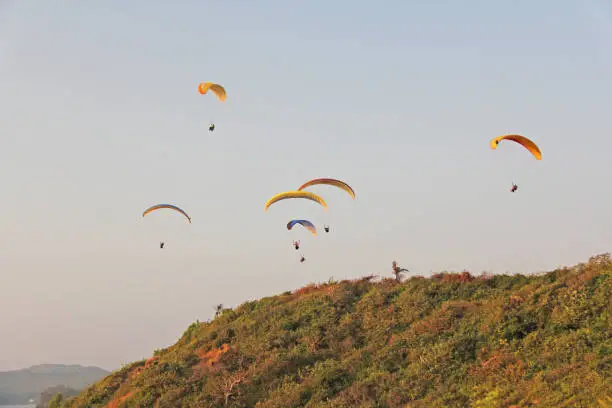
[340,337,354,352]
[504,360,526,384]
[566,253,611,289]
[128,366,143,380]
[293,283,327,297]
[411,313,452,336]
[441,301,477,319]
[459,271,475,282]
[195,343,230,368]
[477,271,494,280]
[325,285,339,296]
[105,391,133,408]
[469,351,517,380]
[431,271,474,283]
[544,363,580,383]
[357,274,378,282]
[481,354,502,369]
[192,344,231,379]
[387,333,401,346]
[145,355,159,369]
[568,266,602,289]
[508,295,525,307]
[128,356,159,380]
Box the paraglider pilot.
[300,255,305,263]
[510,183,518,193]
[293,240,300,250]
[324,225,330,233]
[208,123,215,132]
[160,242,165,249]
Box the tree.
[221,370,248,407]
[392,261,409,282]
[48,393,63,408]
[214,304,224,318]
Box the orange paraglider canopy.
[490,134,542,160]
[197,82,227,102]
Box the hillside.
[65,254,610,407]
[38,385,80,408]
[0,364,109,405]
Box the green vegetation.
[38,385,80,408]
[64,254,610,407]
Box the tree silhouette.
[214,304,224,318]
[392,261,409,282]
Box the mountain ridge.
[60,254,611,407]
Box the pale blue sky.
[1,0,611,371]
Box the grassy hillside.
[0,364,109,405]
[64,254,610,407]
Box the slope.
[65,254,610,407]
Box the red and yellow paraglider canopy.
[197,82,227,102]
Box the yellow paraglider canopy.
[264,191,328,211]
[297,178,356,199]
[491,134,542,160]
[198,82,227,102]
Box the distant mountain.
[0,364,109,405]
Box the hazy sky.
[1,0,611,371]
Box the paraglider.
[142,204,192,223]
[490,134,542,160]
[142,204,190,248]
[491,135,541,192]
[198,82,225,133]
[197,82,227,101]
[293,240,300,250]
[297,178,356,199]
[287,220,317,236]
[264,191,328,211]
